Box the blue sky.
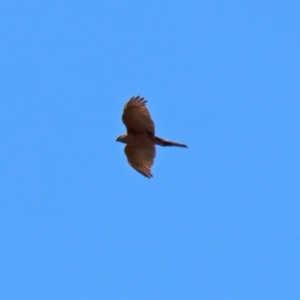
[1,1,299,299]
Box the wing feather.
[124,143,155,178]
[122,96,155,135]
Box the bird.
[116,96,188,178]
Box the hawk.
[116,96,188,178]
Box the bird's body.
[117,133,187,148]
[116,96,187,178]
[117,132,150,145]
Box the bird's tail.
[155,136,188,148]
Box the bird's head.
[116,134,127,144]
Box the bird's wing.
[122,96,155,135]
[124,142,156,178]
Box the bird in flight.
[116,96,188,178]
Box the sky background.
[1,1,299,299]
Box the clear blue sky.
[1,1,299,299]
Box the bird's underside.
[116,96,188,178]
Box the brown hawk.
[116,96,188,178]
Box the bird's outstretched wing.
[122,96,155,135]
[124,142,156,178]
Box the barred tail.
[155,136,188,148]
